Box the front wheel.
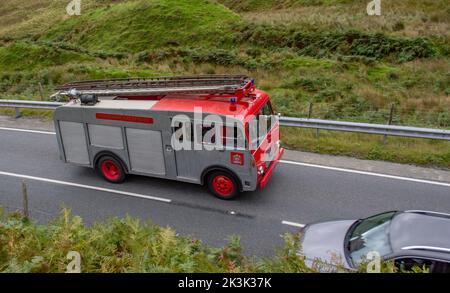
[207,171,239,200]
[97,156,126,183]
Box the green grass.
[41,0,239,53]
[0,41,94,70]
[282,127,450,168]
[0,0,448,168]
[218,0,354,11]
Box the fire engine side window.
[249,102,274,149]
[260,102,274,133]
[200,124,215,144]
[200,123,244,147]
[173,121,217,144]
[249,117,259,150]
[223,125,245,149]
[173,121,243,148]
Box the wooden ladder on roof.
[54,75,255,99]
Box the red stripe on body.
[96,113,153,124]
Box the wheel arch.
[93,151,129,173]
[201,165,243,191]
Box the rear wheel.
[97,156,126,183]
[207,171,239,200]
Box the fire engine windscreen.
[249,102,276,150]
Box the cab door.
[171,118,199,181]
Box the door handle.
[165,145,173,152]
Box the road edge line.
[280,160,450,188]
[0,126,55,135]
[282,220,305,228]
[0,170,172,203]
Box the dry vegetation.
[240,0,450,38]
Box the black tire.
[207,170,240,200]
[97,156,126,183]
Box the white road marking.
[0,126,55,135]
[0,170,172,203]
[281,160,450,188]
[282,220,306,228]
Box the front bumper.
[259,147,284,189]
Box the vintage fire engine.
[52,75,284,199]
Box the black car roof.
[390,211,450,256]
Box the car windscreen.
[347,211,396,265]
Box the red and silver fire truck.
[52,75,284,199]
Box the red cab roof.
[150,89,270,119]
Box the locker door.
[59,121,90,165]
[126,128,166,175]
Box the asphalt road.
[1,127,450,256]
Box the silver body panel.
[126,128,166,175]
[88,124,124,149]
[59,121,90,165]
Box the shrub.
[232,24,439,62]
[0,209,314,273]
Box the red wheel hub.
[212,175,235,197]
[101,160,121,181]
